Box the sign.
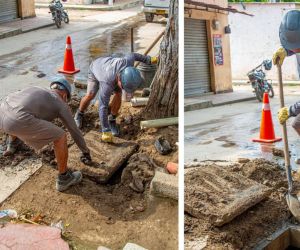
[213,34,224,66]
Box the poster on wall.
[213,34,224,66]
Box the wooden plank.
[184,165,270,226]
[68,131,138,183]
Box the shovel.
[277,62,300,220]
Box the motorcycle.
[247,59,274,102]
[49,0,69,28]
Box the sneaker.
[108,115,120,137]
[56,170,82,192]
[3,137,21,156]
[74,110,84,129]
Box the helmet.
[263,59,272,71]
[279,10,300,50]
[50,78,72,100]
[120,67,144,93]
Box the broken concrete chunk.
[150,171,178,200]
[68,131,138,183]
[238,158,250,164]
[123,243,148,250]
[185,165,270,227]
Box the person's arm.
[58,103,90,154]
[285,48,295,57]
[125,53,153,65]
[289,101,300,117]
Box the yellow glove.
[273,47,287,66]
[102,131,113,143]
[278,107,289,124]
[151,56,159,64]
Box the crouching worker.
[74,53,158,142]
[0,79,92,191]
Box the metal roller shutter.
[185,18,211,97]
[0,1,18,23]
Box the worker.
[274,10,300,163]
[0,79,92,191]
[74,53,158,142]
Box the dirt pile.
[185,159,291,250]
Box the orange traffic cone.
[252,92,282,143]
[58,36,80,75]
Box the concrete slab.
[0,158,42,204]
[184,165,270,226]
[68,131,138,183]
[150,171,178,200]
[0,223,69,250]
[123,243,148,250]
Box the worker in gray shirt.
[0,78,91,191]
[74,53,158,142]
[274,10,300,163]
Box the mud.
[185,159,291,250]
[185,164,270,227]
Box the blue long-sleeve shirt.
[89,53,151,131]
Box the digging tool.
[277,62,300,220]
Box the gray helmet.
[120,67,144,93]
[279,10,300,50]
[50,78,72,100]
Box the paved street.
[0,7,165,99]
[185,85,300,170]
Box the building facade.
[229,3,299,81]
[184,0,233,97]
[0,0,36,23]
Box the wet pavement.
[185,86,300,170]
[0,8,165,100]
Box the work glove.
[278,107,289,124]
[80,152,92,165]
[273,47,287,66]
[150,56,159,64]
[102,131,113,143]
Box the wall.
[185,6,232,93]
[229,3,299,81]
[19,0,36,18]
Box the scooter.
[247,59,274,102]
[49,0,69,28]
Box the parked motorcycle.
[247,59,274,102]
[49,0,69,28]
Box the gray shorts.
[292,114,300,131]
[87,70,99,95]
[0,101,64,151]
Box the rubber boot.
[108,114,120,137]
[74,110,84,129]
[56,169,82,192]
[3,137,21,156]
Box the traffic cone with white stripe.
[252,92,282,143]
[58,36,80,75]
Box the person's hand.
[151,56,159,64]
[102,131,113,143]
[278,107,289,124]
[273,47,287,66]
[80,152,92,165]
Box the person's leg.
[292,115,300,164]
[3,135,21,156]
[53,133,68,174]
[108,92,122,136]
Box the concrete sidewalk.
[36,0,142,11]
[0,16,53,39]
[184,85,256,112]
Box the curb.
[0,22,54,40]
[184,96,256,112]
[35,0,142,11]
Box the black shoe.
[56,170,82,192]
[108,115,120,137]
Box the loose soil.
[0,93,178,249]
[185,159,292,250]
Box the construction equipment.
[277,62,300,220]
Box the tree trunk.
[143,0,178,119]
